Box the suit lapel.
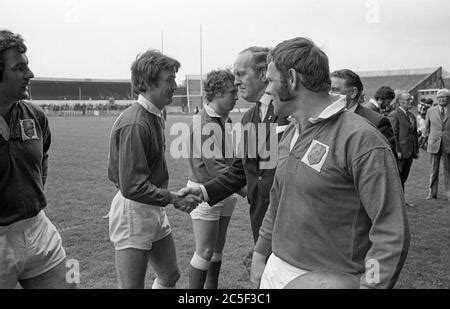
[264,101,275,141]
[443,106,449,124]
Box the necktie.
[255,102,262,123]
[407,112,414,127]
[264,102,274,122]
[440,107,445,121]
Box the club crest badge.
[301,139,329,172]
[19,119,39,141]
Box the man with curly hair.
[186,69,242,288]
[0,29,75,289]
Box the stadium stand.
[29,68,447,115]
[359,67,446,104]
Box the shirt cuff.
[199,184,209,202]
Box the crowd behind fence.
[38,103,131,117]
[35,101,249,117]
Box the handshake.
[170,186,204,213]
[170,184,247,213]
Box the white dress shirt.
[259,93,271,121]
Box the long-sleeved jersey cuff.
[254,236,272,257]
[199,184,210,202]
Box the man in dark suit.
[424,88,450,200]
[180,47,289,244]
[389,91,419,205]
[364,86,395,114]
[330,69,397,156]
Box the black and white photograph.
[0,0,449,294]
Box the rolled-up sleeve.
[351,147,410,289]
[117,124,172,206]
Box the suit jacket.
[425,105,450,154]
[389,108,419,159]
[363,100,381,114]
[354,104,397,157]
[204,102,290,214]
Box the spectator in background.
[424,89,450,201]
[330,69,397,157]
[417,98,431,150]
[389,91,419,207]
[388,89,403,115]
[364,86,395,114]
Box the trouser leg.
[429,152,441,197]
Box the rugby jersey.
[255,96,410,288]
[0,101,50,226]
[108,95,172,206]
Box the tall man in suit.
[330,69,396,156]
[424,88,450,200]
[389,91,419,205]
[364,86,395,114]
[180,47,290,245]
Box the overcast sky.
[1,0,449,82]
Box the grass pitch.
[44,115,449,289]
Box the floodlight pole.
[200,24,203,105]
[186,75,191,113]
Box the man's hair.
[0,29,27,82]
[374,86,395,101]
[131,49,180,95]
[267,37,331,92]
[204,69,235,102]
[437,88,449,98]
[330,69,363,100]
[393,90,410,103]
[239,46,270,77]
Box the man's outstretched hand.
[177,186,204,200]
[170,191,201,213]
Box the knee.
[158,268,180,287]
[196,246,215,261]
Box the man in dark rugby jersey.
[0,29,74,289]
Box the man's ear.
[145,80,158,91]
[259,68,267,82]
[350,88,358,100]
[288,68,298,91]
